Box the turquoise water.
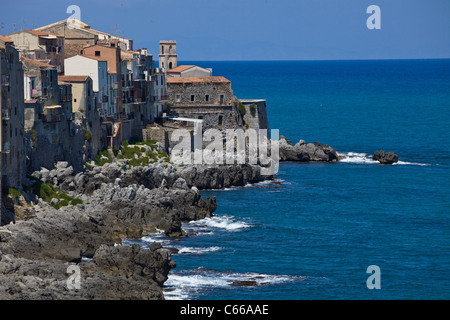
[133,60,450,299]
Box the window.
[190,95,195,102]
[95,51,101,56]
[218,116,223,126]
[175,95,181,102]
[74,98,77,103]
[169,62,173,69]
[205,95,209,102]
[220,94,224,104]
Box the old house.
[36,19,133,61]
[5,30,64,73]
[166,76,241,130]
[167,65,212,78]
[58,75,102,158]
[81,44,122,118]
[0,35,25,190]
[64,55,109,116]
[21,57,85,172]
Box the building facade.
[1,36,26,189]
[166,76,241,130]
[5,30,65,73]
[64,55,109,116]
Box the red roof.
[21,57,56,68]
[167,76,231,84]
[167,65,195,73]
[58,75,89,82]
[0,35,13,43]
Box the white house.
[167,65,212,78]
[64,55,111,116]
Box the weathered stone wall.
[1,42,25,189]
[240,100,269,132]
[169,105,242,131]
[167,81,234,106]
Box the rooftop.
[21,57,56,69]
[58,75,89,82]
[0,35,14,43]
[167,65,195,73]
[167,76,231,84]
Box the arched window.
[169,62,173,69]
[161,45,164,54]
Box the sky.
[1,0,449,61]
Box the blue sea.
[129,60,450,300]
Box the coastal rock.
[278,136,338,162]
[372,150,399,165]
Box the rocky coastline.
[0,136,339,300]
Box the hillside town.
[0,18,271,221]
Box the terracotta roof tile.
[58,75,89,82]
[167,65,195,73]
[166,76,231,84]
[20,57,56,68]
[0,35,13,43]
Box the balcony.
[1,75,9,86]
[2,109,10,122]
[2,141,10,153]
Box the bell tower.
[159,40,177,70]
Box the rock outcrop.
[278,136,338,162]
[372,150,399,165]
[0,159,220,299]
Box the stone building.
[58,75,102,157]
[36,19,133,61]
[5,30,65,73]
[166,76,242,130]
[0,35,26,190]
[21,57,85,173]
[159,40,177,70]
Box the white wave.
[394,161,430,166]
[176,246,222,255]
[218,178,287,191]
[163,268,303,300]
[337,152,379,164]
[122,230,172,248]
[187,215,251,232]
[338,152,430,166]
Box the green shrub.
[250,104,257,116]
[30,179,83,209]
[113,146,120,157]
[94,149,111,166]
[84,130,92,142]
[238,102,246,117]
[8,187,21,199]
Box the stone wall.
[240,100,269,133]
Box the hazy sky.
[2,0,449,60]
